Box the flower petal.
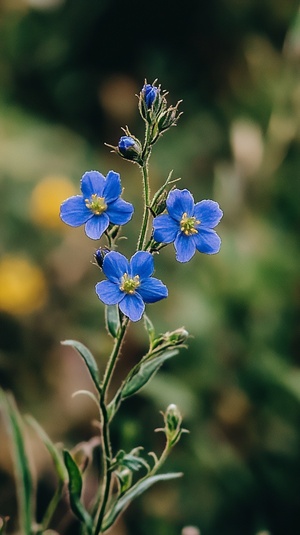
[95,280,123,305]
[153,214,179,243]
[129,251,154,280]
[166,189,195,221]
[81,171,105,198]
[102,251,129,283]
[174,233,196,263]
[60,195,92,227]
[194,200,223,228]
[119,293,145,322]
[194,228,221,254]
[106,198,134,225]
[103,170,122,203]
[138,277,168,303]
[85,213,109,239]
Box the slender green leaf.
[61,340,101,395]
[26,415,67,482]
[121,350,179,399]
[63,450,93,533]
[105,305,120,338]
[143,314,155,342]
[0,390,33,535]
[103,472,182,531]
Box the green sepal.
[61,340,101,395]
[63,450,93,534]
[105,305,120,338]
[0,390,33,535]
[121,349,179,399]
[103,472,182,531]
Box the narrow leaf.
[143,314,155,342]
[121,350,179,399]
[103,472,182,531]
[105,305,120,338]
[26,415,67,482]
[61,340,101,395]
[0,390,33,535]
[63,450,93,533]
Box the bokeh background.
[1,0,300,534]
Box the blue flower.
[95,251,168,322]
[153,189,223,263]
[60,170,134,240]
[142,83,158,108]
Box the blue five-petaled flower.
[153,189,223,263]
[60,170,134,240]
[95,251,168,322]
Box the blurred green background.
[1,0,300,534]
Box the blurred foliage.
[0,0,300,534]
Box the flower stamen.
[85,194,107,215]
[120,273,140,294]
[180,212,200,236]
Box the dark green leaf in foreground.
[63,450,93,533]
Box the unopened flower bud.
[94,247,110,268]
[157,102,182,132]
[166,327,189,345]
[139,81,164,123]
[118,136,142,162]
[151,191,167,216]
[142,83,159,108]
[164,404,183,445]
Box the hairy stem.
[93,317,129,534]
[137,158,151,251]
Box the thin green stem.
[93,317,129,535]
[137,159,151,251]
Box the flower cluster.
[3,79,225,535]
[59,80,223,323]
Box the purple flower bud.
[118,136,142,162]
[94,247,110,268]
[142,83,159,108]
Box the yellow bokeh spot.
[0,256,48,315]
[30,175,76,229]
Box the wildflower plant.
[1,80,223,534]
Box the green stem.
[137,158,151,251]
[93,317,129,535]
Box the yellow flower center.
[120,273,140,294]
[85,194,107,214]
[180,212,200,235]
